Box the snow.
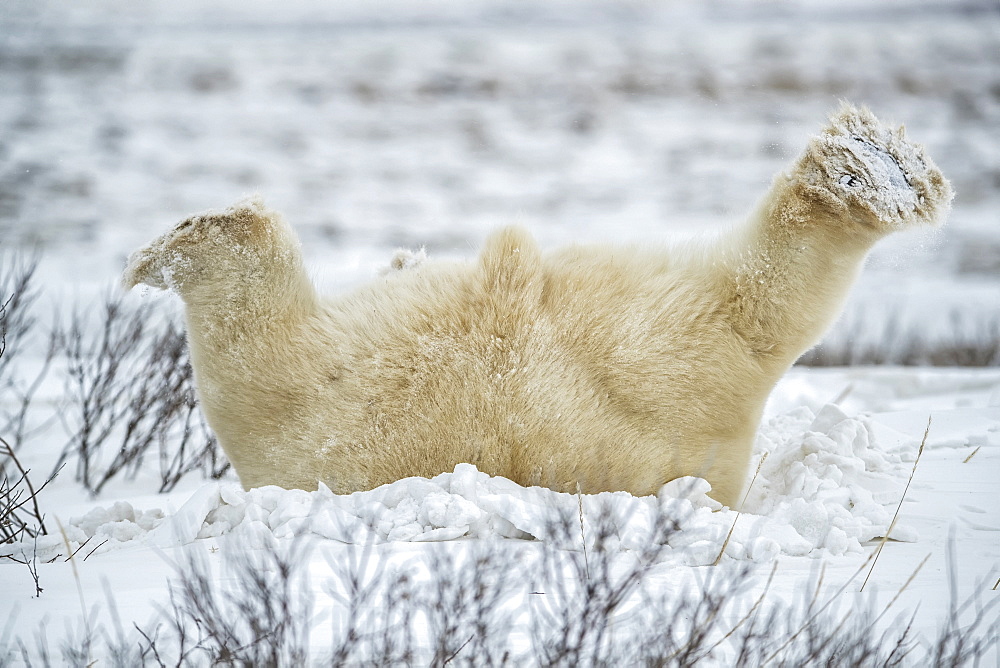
[3,370,999,662]
[1,0,999,663]
[0,399,937,564]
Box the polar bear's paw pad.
[814,103,953,230]
[846,135,912,192]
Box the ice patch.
[747,404,915,549]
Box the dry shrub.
[53,293,229,496]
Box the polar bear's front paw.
[804,104,952,232]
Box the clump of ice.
[0,502,166,562]
[1,403,917,564]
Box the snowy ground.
[1,0,999,664]
[2,368,998,663]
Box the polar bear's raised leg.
[718,104,952,367]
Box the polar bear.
[123,105,951,508]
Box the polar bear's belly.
[338,331,710,497]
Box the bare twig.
[54,294,229,495]
[861,416,930,592]
[83,538,108,561]
[5,501,996,664]
[763,548,879,663]
[0,253,57,481]
[714,452,768,566]
[704,561,778,655]
[576,482,590,581]
[1,436,50,536]
[1,538,43,597]
[63,536,93,562]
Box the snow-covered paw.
[806,103,953,232]
[837,136,910,194]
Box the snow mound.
[745,404,917,553]
[2,404,918,565]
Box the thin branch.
[1,435,50,535]
[861,415,930,592]
[714,452,768,566]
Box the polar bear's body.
[124,105,951,507]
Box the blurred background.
[1,0,998,363]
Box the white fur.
[123,105,951,507]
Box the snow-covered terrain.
[1,0,998,664]
[2,369,998,663]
